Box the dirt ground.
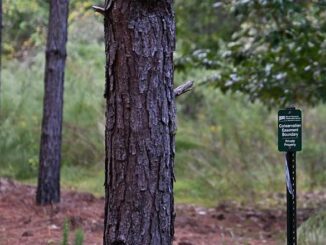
[0,178,324,245]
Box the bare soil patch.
[0,178,324,245]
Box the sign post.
[278,107,302,245]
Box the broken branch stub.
[174,81,194,97]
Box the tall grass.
[0,16,105,179]
[174,68,326,205]
[298,210,326,245]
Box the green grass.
[74,228,84,245]
[21,165,104,197]
[60,166,105,196]
[59,218,85,245]
[62,219,69,245]
[298,211,326,245]
[0,16,105,179]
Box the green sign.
[278,109,302,152]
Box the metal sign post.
[286,151,296,245]
[278,107,302,245]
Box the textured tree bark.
[36,0,69,205]
[102,0,176,244]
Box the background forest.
[0,0,325,243]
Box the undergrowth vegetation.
[298,210,326,245]
[0,14,325,206]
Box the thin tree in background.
[36,0,69,205]
[93,0,183,243]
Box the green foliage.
[175,0,238,72]
[1,50,325,205]
[60,219,84,245]
[301,106,326,190]
[219,0,326,106]
[298,210,326,244]
[0,55,44,178]
[175,85,283,204]
[62,219,69,245]
[175,0,236,53]
[2,0,95,57]
[177,1,326,106]
[0,3,325,207]
[0,17,105,178]
[60,165,104,196]
[74,228,84,245]
[2,0,48,55]
[174,69,326,205]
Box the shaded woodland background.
[0,0,325,244]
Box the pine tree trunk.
[36,0,69,205]
[102,1,176,244]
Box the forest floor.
[0,178,325,245]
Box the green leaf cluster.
[177,0,326,106]
[2,0,48,55]
[2,0,94,57]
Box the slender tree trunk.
[102,0,176,244]
[36,0,69,205]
